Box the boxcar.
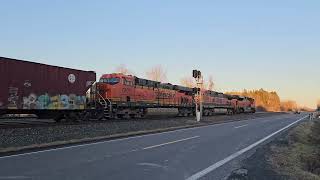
[0,57,96,119]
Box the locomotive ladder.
[97,92,112,119]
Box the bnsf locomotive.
[0,57,255,122]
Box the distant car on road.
[294,111,301,114]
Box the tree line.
[226,89,299,112]
[115,64,214,90]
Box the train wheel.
[141,109,147,118]
[54,118,62,123]
[94,110,104,121]
[64,113,72,122]
[65,112,80,122]
[141,114,147,118]
[81,111,92,121]
[117,114,124,119]
[53,114,63,123]
[130,114,136,119]
[123,112,131,119]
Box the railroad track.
[0,119,56,128]
[0,114,184,129]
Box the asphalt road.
[0,113,308,180]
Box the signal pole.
[193,70,203,122]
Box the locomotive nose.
[104,87,111,98]
[97,83,111,99]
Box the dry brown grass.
[267,119,320,180]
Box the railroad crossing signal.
[193,87,201,94]
[193,70,203,122]
[193,70,201,79]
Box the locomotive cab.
[98,73,135,102]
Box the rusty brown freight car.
[0,57,96,120]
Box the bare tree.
[180,75,214,90]
[280,100,298,111]
[114,64,133,75]
[180,76,195,88]
[146,65,167,82]
[206,75,214,90]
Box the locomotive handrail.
[96,91,112,114]
[97,91,107,106]
[105,93,112,113]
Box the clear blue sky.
[1,0,319,108]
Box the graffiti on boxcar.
[23,93,37,109]
[49,95,60,109]
[36,94,51,109]
[76,95,86,109]
[22,93,86,110]
[60,95,69,109]
[23,80,32,88]
[69,94,76,109]
[7,87,19,109]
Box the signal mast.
[193,70,203,122]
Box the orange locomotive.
[236,96,256,113]
[95,73,255,119]
[96,73,194,118]
[201,91,234,115]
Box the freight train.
[0,57,255,122]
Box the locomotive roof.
[133,76,193,92]
[103,74,252,99]
[173,85,193,92]
[206,90,229,97]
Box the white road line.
[0,176,30,179]
[130,149,139,152]
[234,124,248,129]
[143,136,200,150]
[186,115,308,180]
[137,163,166,169]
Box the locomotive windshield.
[100,77,120,85]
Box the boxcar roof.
[0,56,96,73]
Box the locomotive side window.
[100,78,120,85]
[123,79,133,86]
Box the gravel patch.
[0,112,285,152]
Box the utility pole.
[193,70,203,122]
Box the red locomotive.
[96,73,194,118]
[0,57,255,121]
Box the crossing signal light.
[193,87,201,93]
[193,70,201,78]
